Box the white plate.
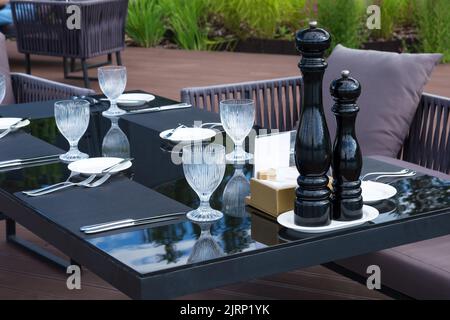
[68,157,132,175]
[159,127,217,142]
[277,205,379,233]
[361,180,397,204]
[0,118,30,130]
[117,93,155,107]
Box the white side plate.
[277,205,379,233]
[361,180,397,204]
[117,93,155,107]
[0,118,30,130]
[160,127,216,142]
[68,157,132,175]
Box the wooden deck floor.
[1,41,449,300]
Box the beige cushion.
[0,32,15,104]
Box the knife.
[0,154,61,169]
[101,158,133,174]
[82,214,185,234]
[0,118,29,139]
[127,103,192,114]
[80,211,186,232]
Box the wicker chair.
[10,72,94,103]
[181,77,450,175]
[181,77,303,132]
[10,0,128,88]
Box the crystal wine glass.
[222,164,250,218]
[98,66,127,117]
[220,99,255,162]
[182,143,226,222]
[0,74,6,103]
[54,100,90,162]
[187,221,224,264]
[102,116,130,158]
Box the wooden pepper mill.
[331,70,363,221]
[294,21,332,227]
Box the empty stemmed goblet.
[182,143,226,222]
[187,221,224,264]
[222,164,250,218]
[102,116,130,158]
[54,100,90,162]
[220,99,255,162]
[98,66,127,117]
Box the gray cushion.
[323,44,442,158]
[337,156,450,299]
[0,32,15,105]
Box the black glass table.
[1,94,450,299]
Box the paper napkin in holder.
[246,167,298,218]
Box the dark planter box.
[226,38,418,55]
[233,38,297,55]
[362,38,418,53]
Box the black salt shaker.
[330,70,363,221]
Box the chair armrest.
[11,73,95,103]
[401,93,450,174]
[11,0,128,58]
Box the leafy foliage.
[317,0,366,49]
[124,0,449,62]
[126,0,166,48]
[414,0,450,62]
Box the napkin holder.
[246,167,298,217]
[247,167,333,218]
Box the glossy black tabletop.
[1,94,450,279]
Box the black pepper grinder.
[330,70,363,221]
[294,21,332,227]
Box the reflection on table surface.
[0,108,449,276]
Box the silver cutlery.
[164,123,185,139]
[80,211,186,232]
[24,174,97,196]
[127,103,191,114]
[83,173,113,188]
[83,216,181,234]
[376,171,417,182]
[0,154,61,169]
[24,158,129,196]
[361,169,411,181]
[99,98,148,104]
[0,118,29,139]
[23,171,80,195]
[199,122,222,129]
[81,213,186,234]
[101,157,133,173]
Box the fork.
[83,173,113,188]
[374,170,417,182]
[361,169,411,181]
[23,171,80,195]
[24,175,97,197]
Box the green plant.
[126,0,166,47]
[214,0,281,39]
[317,0,366,50]
[414,0,450,63]
[162,0,213,50]
[368,0,412,40]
